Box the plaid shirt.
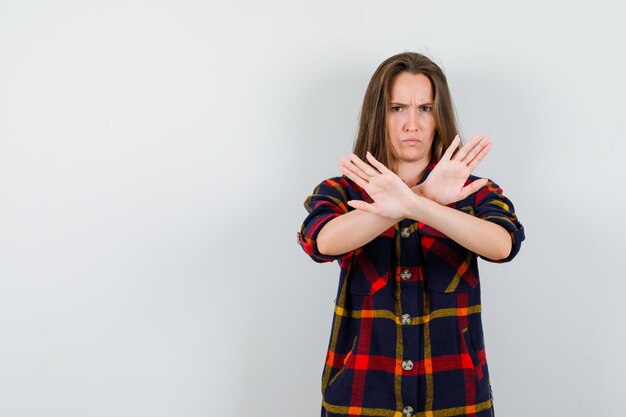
[297,161,525,417]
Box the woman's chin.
[398,152,426,163]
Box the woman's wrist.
[411,183,424,197]
[411,183,435,201]
[403,192,426,222]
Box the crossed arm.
[316,134,513,261]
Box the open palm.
[416,134,492,206]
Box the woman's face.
[386,72,436,165]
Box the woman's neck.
[396,159,430,188]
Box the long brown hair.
[353,52,460,174]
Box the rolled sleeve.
[473,178,525,263]
[297,177,356,264]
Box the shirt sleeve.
[297,176,356,264]
[473,178,525,263]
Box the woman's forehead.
[389,73,434,103]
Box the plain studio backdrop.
[1,1,624,416]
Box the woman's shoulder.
[310,175,368,201]
[310,174,353,190]
[466,174,511,200]
[318,174,357,186]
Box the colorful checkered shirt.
[297,161,525,417]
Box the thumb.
[347,199,373,213]
[459,178,489,200]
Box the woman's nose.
[405,108,418,131]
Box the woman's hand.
[339,151,418,222]
[416,134,492,206]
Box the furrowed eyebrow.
[389,102,433,106]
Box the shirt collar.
[417,160,438,185]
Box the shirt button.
[402,405,414,417]
[400,227,410,238]
[401,314,411,325]
[402,360,414,371]
[400,269,412,280]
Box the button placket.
[398,222,418,415]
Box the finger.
[460,134,490,164]
[459,134,490,165]
[451,134,480,161]
[347,199,375,214]
[441,134,461,161]
[465,139,492,171]
[458,178,489,200]
[365,151,394,175]
[340,164,369,190]
[350,152,382,177]
[340,155,370,184]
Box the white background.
[1,1,624,416]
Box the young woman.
[297,52,525,417]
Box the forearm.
[317,209,400,256]
[406,194,512,261]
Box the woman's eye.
[421,106,432,112]
[391,106,402,112]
